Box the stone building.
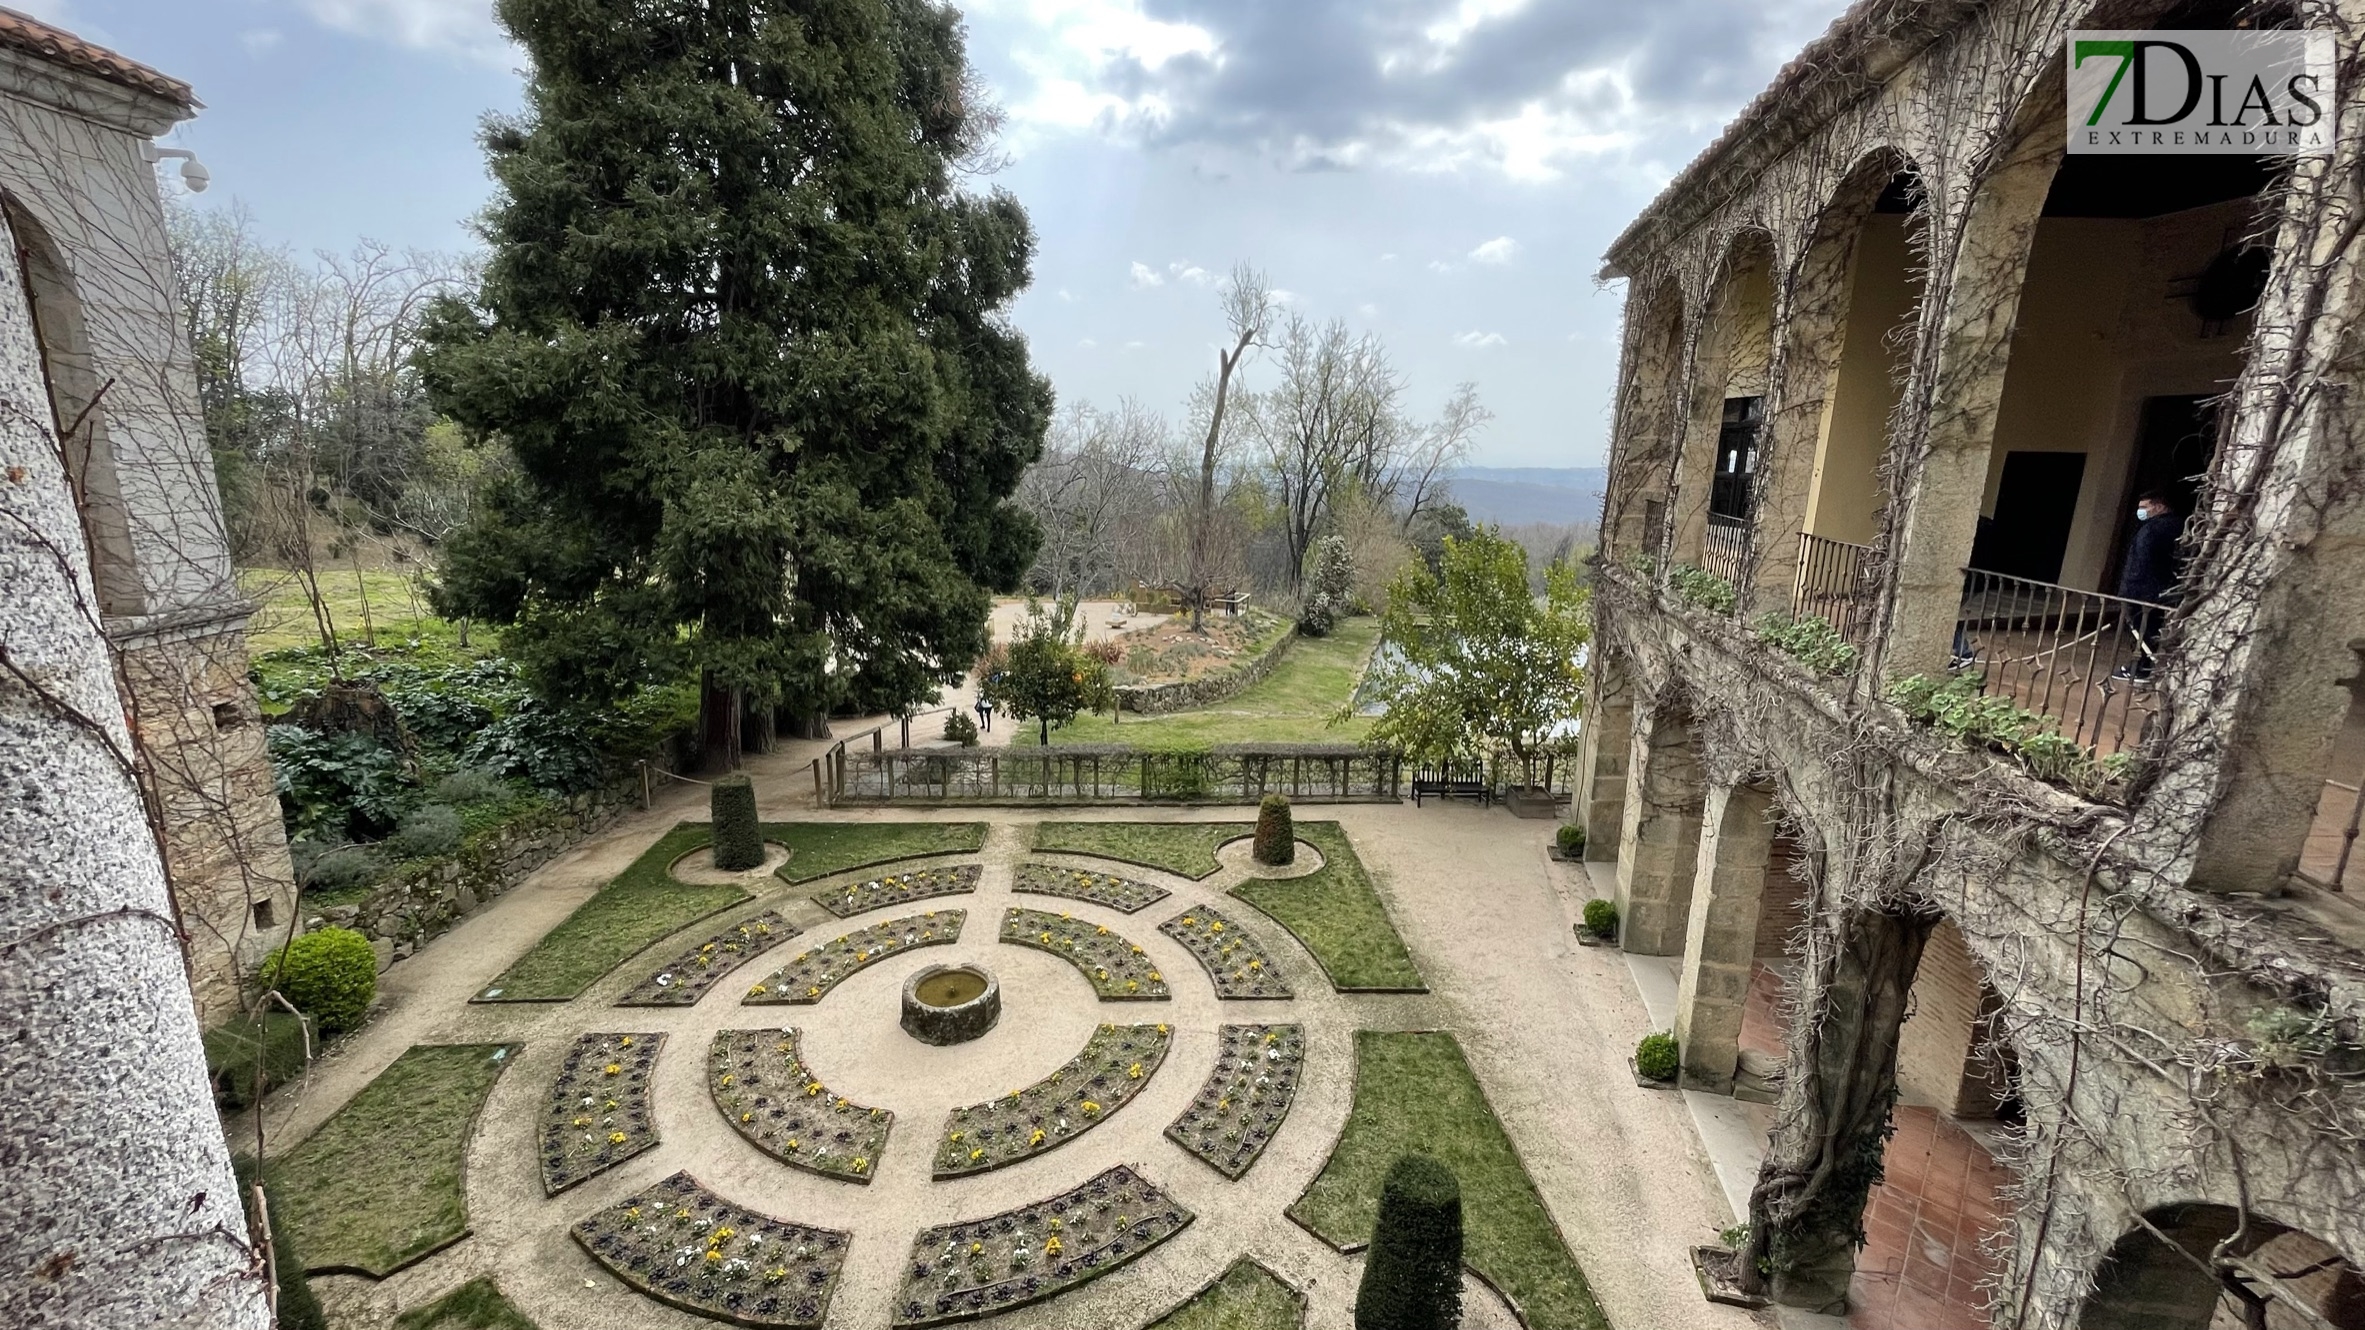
[0,12,294,1023]
[1578,0,2365,1326]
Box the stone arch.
[5,189,140,615]
[1669,228,1779,576]
[1605,274,1686,561]
[1615,687,1707,957]
[2081,1204,2365,1330]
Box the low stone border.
[933,1023,1172,1177]
[812,864,982,919]
[891,1164,1194,1326]
[1159,905,1292,999]
[1117,623,1296,715]
[1012,862,1171,913]
[999,908,1170,1000]
[743,911,965,1004]
[616,911,799,1006]
[1165,1023,1304,1178]
[572,1170,849,1329]
[1215,835,1326,880]
[709,1028,891,1183]
[540,1033,664,1195]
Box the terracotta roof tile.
[0,6,194,108]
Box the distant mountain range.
[1445,466,1606,528]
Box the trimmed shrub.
[943,711,979,747]
[709,774,763,870]
[260,928,378,1036]
[203,1009,314,1109]
[1555,823,1586,856]
[1635,1031,1679,1082]
[290,840,382,896]
[1253,794,1295,866]
[1354,1152,1464,1330]
[1582,898,1618,940]
[385,803,464,860]
[234,1156,329,1330]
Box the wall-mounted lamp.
[141,144,209,193]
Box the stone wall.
[1117,627,1296,715]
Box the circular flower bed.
[998,907,1168,1000]
[573,1170,848,1329]
[540,1032,663,1195]
[933,1023,1172,1177]
[1158,906,1292,999]
[616,911,798,1007]
[891,1164,1193,1327]
[1165,1024,1304,1178]
[812,864,981,919]
[709,1028,892,1184]
[743,911,964,1005]
[1012,862,1170,913]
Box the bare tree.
[1182,264,1274,632]
[1018,398,1164,599]
[1254,314,1404,588]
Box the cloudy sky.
[42,0,1850,467]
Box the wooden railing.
[822,742,1403,806]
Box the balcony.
[1951,567,2164,757]
[1791,531,1877,648]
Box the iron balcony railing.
[1953,566,2168,757]
[1792,532,1878,646]
[1703,514,1750,588]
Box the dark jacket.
[2118,510,2185,603]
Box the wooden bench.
[1410,768,1492,807]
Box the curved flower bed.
[812,864,981,919]
[573,1170,849,1329]
[998,908,1169,1000]
[743,911,964,1005]
[892,1165,1193,1327]
[617,911,799,1006]
[1165,1024,1305,1178]
[709,1028,892,1184]
[540,1032,664,1195]
[1012,862,1170,913]
[1158,906,1292,1000]
[933,1023,1171,1177]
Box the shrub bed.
[891,1165,1193,1327]
[616,911,797,1007]
[1159,906,1292,999]
[572,1171,848,1329]
[539,1033,663,1194]
[811,864,981,918]
[709,1028,892,1184]
[1165,1024,1304,1178]
[1012,862,1170,913]
[933,1023,1172,1177]
[743,912,964,1004]
[262,927,378,1035]
[999,908,1169,999]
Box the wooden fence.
[819,742,1403,806]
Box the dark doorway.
[1972,451,2087,584]
[1711,396,1762,521]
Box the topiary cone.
[1355,1152,1464,1330]
[710,774,763,871]
[1254,793,1295,866]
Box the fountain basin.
[901,963,1000,1046]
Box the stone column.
[1674,781,1776,1093]
[1575,653,1633,862]
[1615,704,1706,956]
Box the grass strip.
[1146,1259,1305,1330]
[477,824,748,1001]
[1290,1031,1606,1330]
[1020,616,1381,749]
[394,1278,540,1330]
[1230,822,1425,992]
[274,1044,518,1277]
[773,821,986,883]
[1031,821,1254,880]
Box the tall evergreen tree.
[420,0,1049,769]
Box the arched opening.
[1672,231,1776,585]
[1806,166,1927,552]
[2083,1204,2365,1330]
[1614,694,1704,957]
[1606,276,1685,562]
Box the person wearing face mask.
[2112,490,2185,681]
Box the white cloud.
[975,0,1219,145]
[1058,288,1076,302]
[1379,253,1399,263]
[1469,235,1519,264]
[297,0,515,65]
[1428,260,1457,274]
[1357,303,1380,319]
[1270,288,1298,305]
[1454,330,1508,348]
[1168,261,1211,285]
[242,28,286,54]
[1128,261,1165,288]
[1079,337,1099,348]
[1123,340,1148,351]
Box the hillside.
[1446,466,1606,528]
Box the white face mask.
[2135,505,2152,521]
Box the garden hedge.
[709,774,763,870]
[262,928,377,1035]
[1253,794,1295,866]
[1354,1153,1464,1330]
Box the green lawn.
[1231,822,1425,992]
[1020,616,1382,749]
[1030,821,1254,879]
[240,566,481,656]
[273,1044,517,1277]
[773,820,987,883]
[395,1278,540,1330]
[1146,1259,1305,1330]
[1292,1032,1607,1330]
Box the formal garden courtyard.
[238,766,1757,1330]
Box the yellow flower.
[806,1081,824,1096]
[719,1073,734,1088]
[806,986,821,999]
[1210,921,1225,933]
[705,1249,723,1263]
[1029,1128,1046,1146]
[1048,1217,1061,1231]
[1264,1030,1280,1044]
[1156,1024,1169,1034]
[603,1063,622,1077]
[1080,1100,1102,1115]
[852,1156,869,1173]
[572,1115,591,1128]
[1148,971,1161,982]
[1045,1235,1064,1255]
[608,1131,628,1144]
[748,984,769,996]
[970,1148,986,1162]
[1125,980,1139,993]
[618,1035,634,1047]
[1182,915,1196,925]
[740,1112,754,1124]
[949,1131,964,1144]
[786,1138,801,1151]
[714,1227,735,1242]
[1095,925,1109,936]
[1040,931,1054,945]
[1127,1062,1144,1079]
[625,1206,641,1221]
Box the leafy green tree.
[984,597,1114,745]
[1353,528,1588,780]
[419,0,1050,770]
